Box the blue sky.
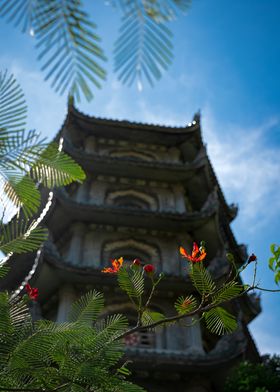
[1,0,280,354]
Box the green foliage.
[117,265,145,299]
[0,69,27,134]
[0,70,85,258]
[212,281,244,304]
[189,262,216,295]
[141,310,165,326]
[203,306,237,335]
[114,10,173,88]
[0,0,191,97]
[0,0,106,102]
[224,356,280,392]
[0,219,47,254]
[69,290,105,325]
[0,289,145,391]
[174,294,197,315]
[269,244,280,285]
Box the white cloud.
[202,108,280,231]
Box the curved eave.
[48,191,216,236]
[125,337,246,371]
[63,140,207,181]
[65,105,201,147]
[240,292,262,323]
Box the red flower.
[102,257,124,273]
[248,253,257,263]
[132,258,141,266]
[143,264,155,274]
[25,284,39,301]
[180,242,206,263]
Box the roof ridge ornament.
[193,110,201,124]
[68,94,75,109]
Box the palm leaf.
[203,306,237,335]
[0,219,47,254]
[114,8,173,89]
[0,70,27,134]
[68,290,104,325]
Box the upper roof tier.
[61,104,202,148]
[58,104,238,224]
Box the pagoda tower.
[3,104,261,391]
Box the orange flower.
[180,242,206,263]
[102,257,124,273]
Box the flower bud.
[132,258,141,266]
[248,253,257,263]
[143,264,155,275]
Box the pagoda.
[3,104,261,391]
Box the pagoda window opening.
[106,189,158,211]
[102,239,161,269]
[108,149,156,162]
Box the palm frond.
[0,218,47,254]
[0,70,27,134]
[114,8,173,89]
[69,290,104,325]
[203,306,237,335]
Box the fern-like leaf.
[189,263,216,295]
[203,306,237,335]
[30,142,85,187]
[69,290,104,325]
[117,266,144,299]
[114,9,173,88]
[0,219,47,254]
[174,294,197,315]
[0,70,27,134]
[212,281,244,305]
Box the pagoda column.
[56,284,77,323]
[185,315,205,354]
[173,184,186,213]
[75,180,89,203]
[66,222,86,266]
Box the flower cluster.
[102,257,156,275]
[102,257,124,273]
[180,242,206,263]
